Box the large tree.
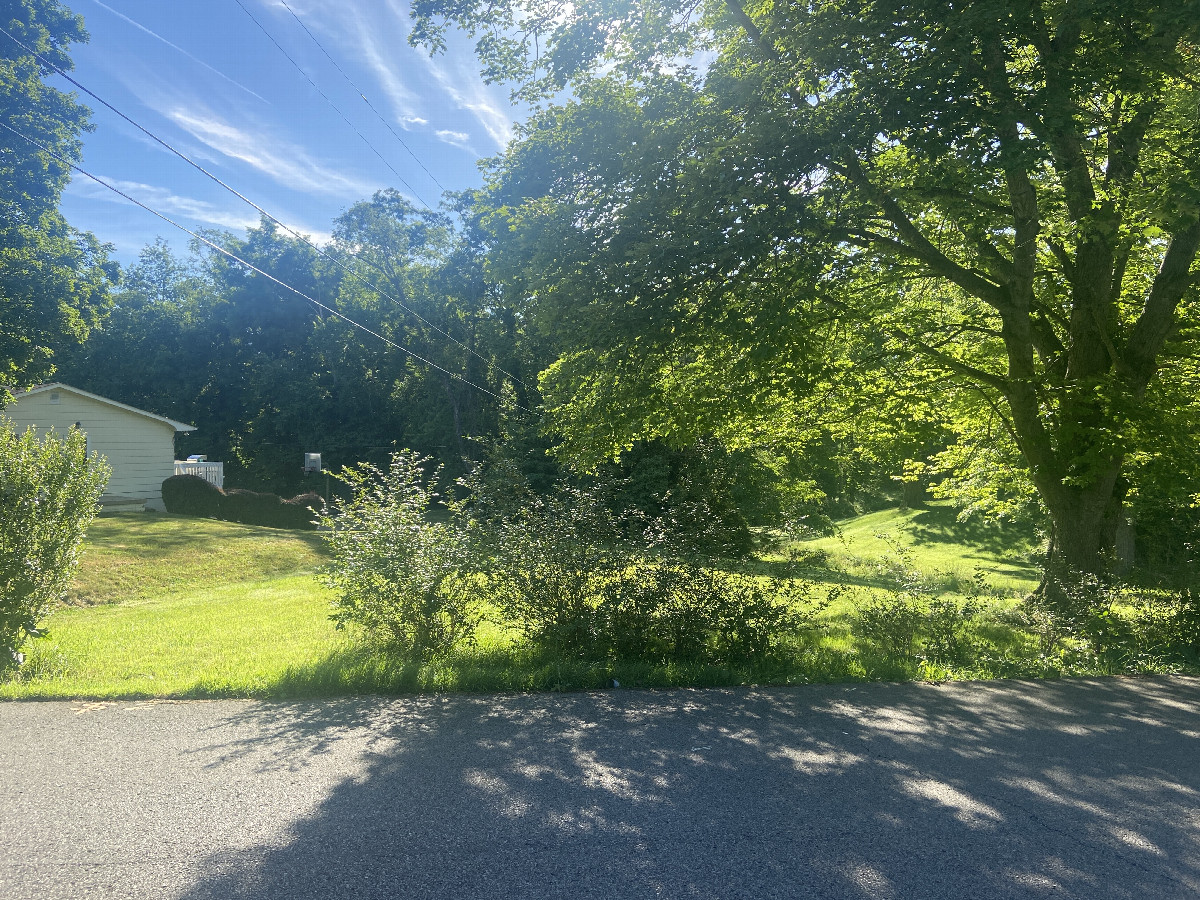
[0,0,112,399]
[414,0,1200,584]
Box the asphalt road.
[3,676,1199,899]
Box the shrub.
[1,421,108,673]
[281,492,323,529]
[850,558,984,671]
[470,474,808,665]
[1021,576,1200,672]
[320,452,476,662]
[472,481,624,658]
[161,474,223,517]
[853,592,924,662]
[599,561,808,665]
[219,488,283,526]
[922,597,981,666]
[1132,588,1200,667]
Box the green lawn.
[6,504,1179,700]
[2,513,346,699]
[67,513,327,605]
[5,575,344,698]
[793,503,1042,597]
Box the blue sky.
[54,0,526,266]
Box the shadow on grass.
[737,555,1035,598]
[84,513,327,560]
[903,503,1038,559]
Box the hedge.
[161,475,321,529]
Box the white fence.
[174,460,224,488]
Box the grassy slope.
[68,513,327,605]
[797,503,1042,597]
[4,504,1049,700]
[2,514,344,699]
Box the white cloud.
[67,173,336,264]
[435,129,473,150]
[279,0,518,149]
[66,175,261,232]
[272,0,423,127]
[279,224,335,247]
[167,108,377,198]
[340,6,422,124]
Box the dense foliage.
[161,474,321,529]
[54,202,532,495]
[2,0,1192,612]
[323,452,808,667]
[0,419,107,671]
[413,0,1200,585]
[0,0,113,399]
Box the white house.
[6,383,196,511]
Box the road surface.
[3,676,1199,898]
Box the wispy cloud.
[87,0,267,103]
[435,129,474,152]
[167,108,377,197]
[67,173,335,258]
[284,0,516,148]
[272,0,422,125]
[66,175,261,232]
[418,54,515,149]
[384,0,517,147]
[339,5,422,123]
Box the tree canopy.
[54,199,532,494]
[414,0,1200,581]
[0,0,112,399]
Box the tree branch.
[817,286,1010,391]
[722,0,765,48]
[1106,96,1161,189]
[1125,219,1200,389]
[977,35,1040,315]
[838,155,1008,309]
[1047,240,1075,283]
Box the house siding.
[5,390,179,509]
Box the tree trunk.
[1037,468,1122,609]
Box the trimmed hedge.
[161,475,321,529]
[161,474,223,518]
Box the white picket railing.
[174,460,224,488]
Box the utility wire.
[0,117,534,416]
[279,0,447,195]
[0,23,528,391]
[229,0,436,210]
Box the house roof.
[13,383,197,432]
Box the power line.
[0,117,534,416]
[0,23,528,391]
[278,0,448,195]
[230,0,436,210]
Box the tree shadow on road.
[177,677,1200,899]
